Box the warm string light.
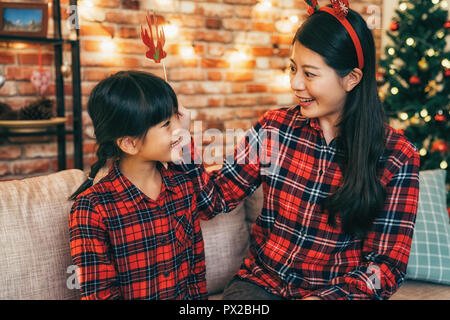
[255,0,272,11]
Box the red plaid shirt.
[69,161,208,300]
[184,106,420,300]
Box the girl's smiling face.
[289,41,350,125]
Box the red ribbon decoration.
[140,11,167,63]
[302,0,364,69]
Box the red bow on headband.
[302,0,363,69]
[306,0,349,19]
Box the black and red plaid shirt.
[69,161,208,300]
[184,105,420,300]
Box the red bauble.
[435,114,446,122]
[445,20,450,29]
[431,140,449,153]
[376,71,385,84]
[390,21,399,31]
[409,75,421,85]
[445,69,450,77]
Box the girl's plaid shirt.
[69,161,208,300]
[183,106,420,300]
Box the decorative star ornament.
[140,11,167,64]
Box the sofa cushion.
[0,169,86,299]
[201,202,250,295]
[406,169,450,285]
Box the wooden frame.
[0,2,48,38]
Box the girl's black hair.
[69,70,178,200]
[293,8,387,238]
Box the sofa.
[0,168,449,300]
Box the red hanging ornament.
[390,21,399,31]
[445,69,450,77]
[444,20,450,29]
[30,44,51,96]
[376,71,385,85]
[431,140,449,153]
[409,75,421,85]
[435,113,446,122]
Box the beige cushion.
[201,202,250,294]
[391,280,450,300]
[0,169,86,300]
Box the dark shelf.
[0,129,75,137]
[1,0,83,171]
[0,35,70,45]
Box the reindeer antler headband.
[304,0,364,69]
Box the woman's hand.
[178,102,191,131]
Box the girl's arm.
[304,149,420,300]
[69,196,122,300]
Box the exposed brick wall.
[0,0,383,179]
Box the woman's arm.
[69,196,122,300]
[178,113,277,220]
[304,149,420,300]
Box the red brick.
[225,71,253,82]
[80,24,115,37]
[251,47,274,57]
[17,53,53,66]
[5,66,36,81]
[0,146,22,160]
[24,143,58,158]
[10,159,51,175]
[253,22,274,32]
[0,163,9,177]
[246,84,267,93]
[118,26,139,38]
[201,58,230,69]
[206,18,222,29]
[0,52,15,64]
[207,71,223,81]
[84,69,108,81]
[225,95,257,107]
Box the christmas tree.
[378,0,449,205]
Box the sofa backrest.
[0,167,264,299]
[0,169,86,300]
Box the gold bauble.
[425,80,437,97]
[61,64,72,77]
[418,57,429,71]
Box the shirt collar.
[108,161,177,204]
[287,105,321,132]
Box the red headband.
[305,0,364,70]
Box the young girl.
[180,2,420,300]
[69,71,208,300]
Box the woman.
[181,2,420,300]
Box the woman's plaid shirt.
[69,161,208,300]
[184,106,420,300]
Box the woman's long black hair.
[69,71,178,200]
[294,8,387,238]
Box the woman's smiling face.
[289,41,349,125]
